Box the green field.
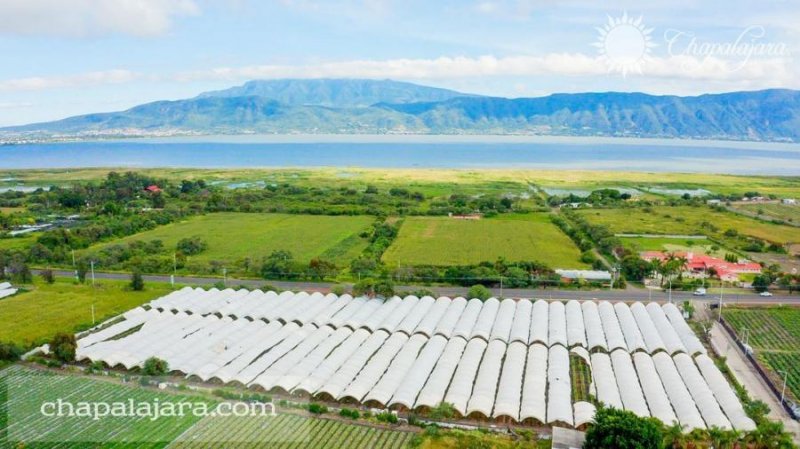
[618,236,730,257]
[0,234,37,250]
[0,278,173,347]
[1,365,216,448]
[736,203,800,223]
[0,365,415,448]
[382,213,587,268]
[167,413,414,449]
[724,307,800,401]
[88,212,373,266]
[576,206,800,245]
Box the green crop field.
[724,307,800,401]
[1,365,215,448]
[618,236,731,257]
[0,278,173,347]
[382,213,587,268]
[87,212,373,266]
[167,413,414,449]
[576,206,800,245]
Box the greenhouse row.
[75,289,754,431]
[144,288,705,355]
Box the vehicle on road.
[759,291,773,297]
[693,288,707,296]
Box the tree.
[260,250,295,279]
[467,284,491,301]
[176,236,208,256]
[374,279,395,298]
[130,271,145,291]
[583,406,663,449]
[752,274,771,293]
[7,259,32,284]
[620,255,652,281]
[142,357,169,376]
[50,332,77,362]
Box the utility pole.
[72,250,78,281]
[171,253,177,287]
[779,370,789,405]
[223,267,227,286]
[718,280,724,322]
[91,304,95,325]
[90,260,95,287]
[668,278,673,304]
[499,276,504,298]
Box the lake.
[1,135,799,174]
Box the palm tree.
[708,426,727,449]
[663,422,689,449]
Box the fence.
[718,317,799,419]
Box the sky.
[0,0,797,126]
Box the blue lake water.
[1,136,799,174]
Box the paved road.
[41,269,800,305]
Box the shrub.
[142,357,169,376]
[130,271,145,291]
[467,284,491,301]
[330,284,347,296]
[176,236,208,256]
[428,402,456,420]
[339,408,360,419]
[376,411,398,424]
[307,403,328,415]
[0,341,24,361]
[40,269,55,284]
[49,332,77,362]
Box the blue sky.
[0,0,797,126]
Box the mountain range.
[4,79,800,142]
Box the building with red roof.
[641,251,761,282]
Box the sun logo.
[593,12,656,77]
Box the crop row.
[1,365,213,448]
[166,413,413,449]
[759,352,800,403]
[723,308,800,351]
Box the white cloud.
[175,53,797,87]
[0,0,199,37]
[0,53,794,94]
[0,70,140,92]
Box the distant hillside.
[3,79,800,142]
[197,78,473,107]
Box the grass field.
[576,206,800,245]
[724,307,800,401]
[382,213,587,268]
[618,236,730,257]
[1,365,216,448]
[87,212,373,266]
[7,167,800,199]
[167,413,414,449]
[0,234,37,250]
[736,203,800,223]
[0,277,173,347]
